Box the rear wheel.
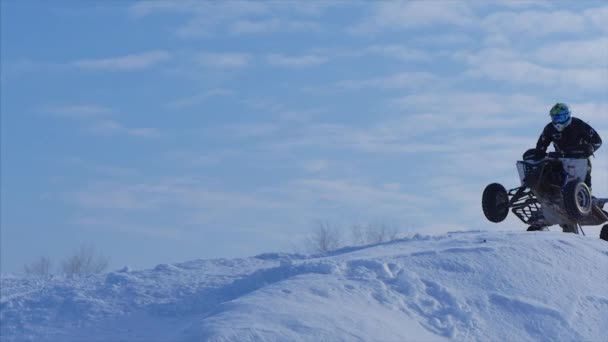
[482,183,509,223]
[601,225,608,242]
[563,181,592,220]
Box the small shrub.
[24,256,52,279]
[61,244,109,277]
[364,222,399,244]
[307,221,342,253]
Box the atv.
[482,149,608,241]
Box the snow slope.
[2,230,607,341]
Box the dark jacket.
[536,117,602,157]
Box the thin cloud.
[73,51,170,71]
[361,45,430,61]
[308,44,431,65]
[266,54,328,68]
[64,158,139,178]
[259,92,548,156]
[584,5,608,32]
[333,72,439,90]
[482,10,587,37]
[72,216,187,241]
[48,106,161,139]
[231,19,321,35]
[130,1,206,17]
[302,160,330,173]
[131,1,270,18]
[165,149,241,167]
[279,178,433,219]
[167,89,233,109]
[471,60,607,91]
[351,1,475,34]
[533,38,608,67]
[46,105,114,118]
[128,127,161,138]
[131,1,329,38]
[461,48,608,91]
[89,120,160,138]
[68,178,288,213]
[198,53,250,68]
[221,123,280,139]
[411,33,475,46]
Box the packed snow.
[1,230,607,341]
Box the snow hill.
[1,230,607,342]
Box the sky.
[1,0,607,274]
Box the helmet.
[549,103,572,132]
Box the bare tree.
[307,221,342,253]
[365,222,399,244]
[24,256,52,279]
[61,244,109,277]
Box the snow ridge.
[1,231,607,341]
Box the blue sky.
[1,1,607,273]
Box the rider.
[536,103,602,189]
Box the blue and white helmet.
[549,103,572,132]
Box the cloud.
[73,216,187,240]
[231,19,321,35]
[462,48,608,91]
[484,0,553,9]
[584,5,608,32]
[481,10,587,37]
[333,71,439,90]
[276,178,433,221]
[258,92,548,157]
[473,61,606,91]
[47,104,160,139]
[393,92,547,118]
[131,1,337,18]
[128,127,161,138]
[64,158,139,178]
[305,44,431,66]
[351,1,475,34]
[130,1,205,17]
[266,54,328,68]
[167,89,233,109]
[360,45,430,61]
[68,178,288,214]
[131,1,329,37]
[73,51,170,71]
[198,53,250,68]
[533,38,608,67]
[165,149,240,167]
[411,33,475,46]
[89,119,160,138]
[130,1,268,18]
[302,160,329,173]
[220,123,280,139]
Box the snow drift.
[2,230,607,341]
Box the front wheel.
[482,183,509,223]
[563,181,592,220]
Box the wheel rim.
[576,186,591,212]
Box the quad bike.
[482,149,608,241]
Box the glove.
[523,148,545,160]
